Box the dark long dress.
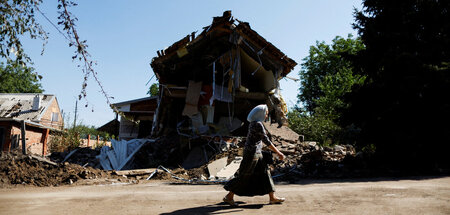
[223,121,275,196]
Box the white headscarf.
[247,104,268,122]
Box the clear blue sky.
[23,0,362,127]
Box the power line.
[34,4,73,43]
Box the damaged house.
[97,11,298,170]
[0,94,63,156]
[150,11,297,139]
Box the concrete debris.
[215,156,242,180]
[263,122,300,143]
[207,157,227,178]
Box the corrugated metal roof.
[0,93,55,121]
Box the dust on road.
[0,177,449,215]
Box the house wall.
[10,125,47,155]
[119,118,139,140]
[40,98,63,129]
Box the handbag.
[262,150,274,164]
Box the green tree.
[147,83,159,96]
[288,109,340,146]
[0,62,43,93]
[299,34,365,114]
[345,0,450,170]
[290,35,365,145]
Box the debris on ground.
[49,147,102,168]
[0,120,369,187]
[0,150,124,187]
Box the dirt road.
[0,177,449,215]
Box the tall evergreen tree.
[345,0,450,171]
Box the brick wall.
[10,125,46,155]
[40,98,63,130]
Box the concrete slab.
[207,157,227,177]
[216,156,242,180]
[263,121,300,143]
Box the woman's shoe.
[223,197,238,207]
[269,197,285,204]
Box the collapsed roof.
[151,11,296,89]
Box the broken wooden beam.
[31,155,58,166]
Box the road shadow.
[164,175,449,186]
[280,175,450,186]
[159,202,264,215]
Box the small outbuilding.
[112,96,158,140]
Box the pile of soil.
[0,150,121,187]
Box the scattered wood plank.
[114,168,157,176]
[30,155,58,166]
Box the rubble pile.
[50,147,102,169]
[133,136,182,169]
[0,150,124,187]
[127,123,362,182]
[271,141,359,181]
[258,122,363,180]
[0,121,370,187]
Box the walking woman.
[223,104,286,206]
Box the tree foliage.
[288,109,340,146]
[0,62,43,93]
[344,0,450,169]
[1,0,118,113]
[148,83,159,96]
[290,35,365,145]
[299,35,365,114]
[0,0,48,66]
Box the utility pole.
[73,99,78,129]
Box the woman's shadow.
[159,201,265,215]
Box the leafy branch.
[56,0,137,123]
[0,0,48,66]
